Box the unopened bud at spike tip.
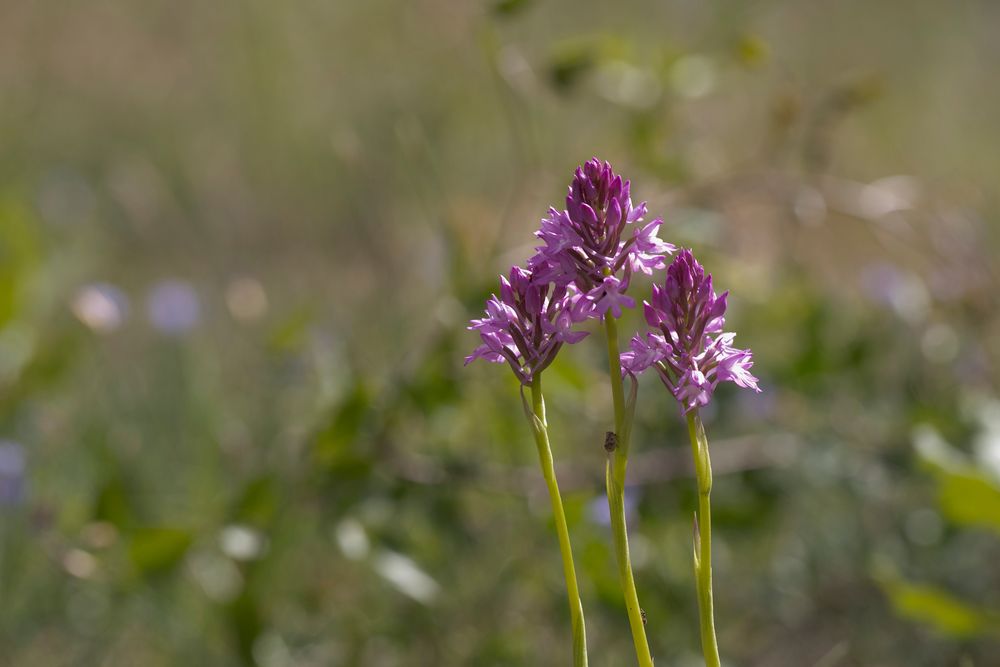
[527,158,675,321]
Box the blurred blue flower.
[860,262,929,323]
[0,441,26,506]
[147,280,201,335]
[588,486,641,527]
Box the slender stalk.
[528,374,589,667]
[686,411,721,667]
[602,314,654,667]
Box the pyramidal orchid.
[465,263,590,666]
[466,265,588,385]
[621,248,760,667]
[622,249,760,413]
[465,159,765,667]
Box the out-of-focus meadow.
[1,0,999,664]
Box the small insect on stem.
[640,608,647,625]
[604,431,618,453]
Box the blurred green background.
[1,0,999,664]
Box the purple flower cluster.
[465,266,588,385]
[621,250,760,413]
[467,159,759,407]
[528,159,675,320]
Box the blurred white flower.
[188,550,244,602]
[373,550,439,604]
[912,424,963,470]
[219,524,268,561]
[72,283,128,333]
[921,323,959,363]
[225,277,268,322]
[63,548,98,579]
[596,61,661,109]
[253,632,294,667]
[973,399,1000,481]
[858,175,920,219]
[794,187,827,227]
[335,518,370,561]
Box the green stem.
[686,411,721,667]
[528,374,589,667]
[602,315,654,667]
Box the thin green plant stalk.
[526,373,589,667]
[602,314,654,667]
[686,410,721,667]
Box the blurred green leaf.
[314,380,373,476]
[94,476,135,530]
[267,308,314,353]
[402,335,460,411]
[937,470,1000,532]
[548,45,595,93]
[226,589,263,666]
[879,576,999,638]
[916,430,1000,534]
[492,0,534,17]
[0,331,83,415]
[0,196,42,328]
[734,35,770,68]
[128,527,193,577]
[232,475,280,527]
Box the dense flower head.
[466,265,588,385]
[621,249,760,413]
[528,158,675,320]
